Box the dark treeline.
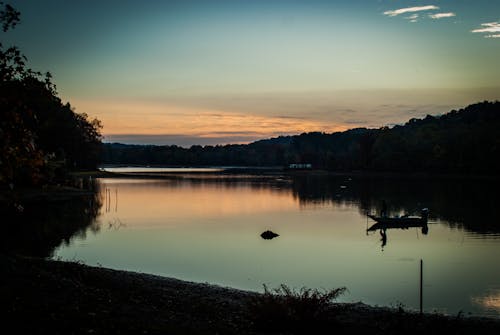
[0,3,102,188]
[103,101,500,175]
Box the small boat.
[367,209,428,232]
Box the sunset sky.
[5,0,500,146]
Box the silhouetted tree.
[0,3,102,187]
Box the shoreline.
[85,167,500,181]
[3,167,498,204]
[3,254,500,334]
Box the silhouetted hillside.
[101,101,500,174]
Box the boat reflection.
[366,209,429,250]
[367,211,429,231]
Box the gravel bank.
[3,254,500,335]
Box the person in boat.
[421,208,429,222]
[380,200,388,218]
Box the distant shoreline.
[2,167,497,205]
[81,167,500,181]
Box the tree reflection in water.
[1,184,102,258]
[2,173,498,257]
[288,174,500,236]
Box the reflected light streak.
[101,181,297,223]
[472,290,500,312]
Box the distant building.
[288,163,312,169]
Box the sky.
[3,0,500,146]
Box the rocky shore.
[3,254,500,335]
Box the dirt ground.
[3,254,500,335]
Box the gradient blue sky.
[4,0,500,145]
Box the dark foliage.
[0,3,102,187]
[0,2,19,32]
[102,101,500,175]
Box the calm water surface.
[52,172,500,318]
[100,167,224,173]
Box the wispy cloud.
[384,5,439,17]
[472,22,500,33]
[472,22,500,38]
[429,12,456,19]
[406,14,419,23]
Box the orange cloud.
[71,99,347,142]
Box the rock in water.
[260,230,279,240]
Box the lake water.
[100,167,225,173]
[51,171,500,318]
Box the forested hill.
[102,101,500,174]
